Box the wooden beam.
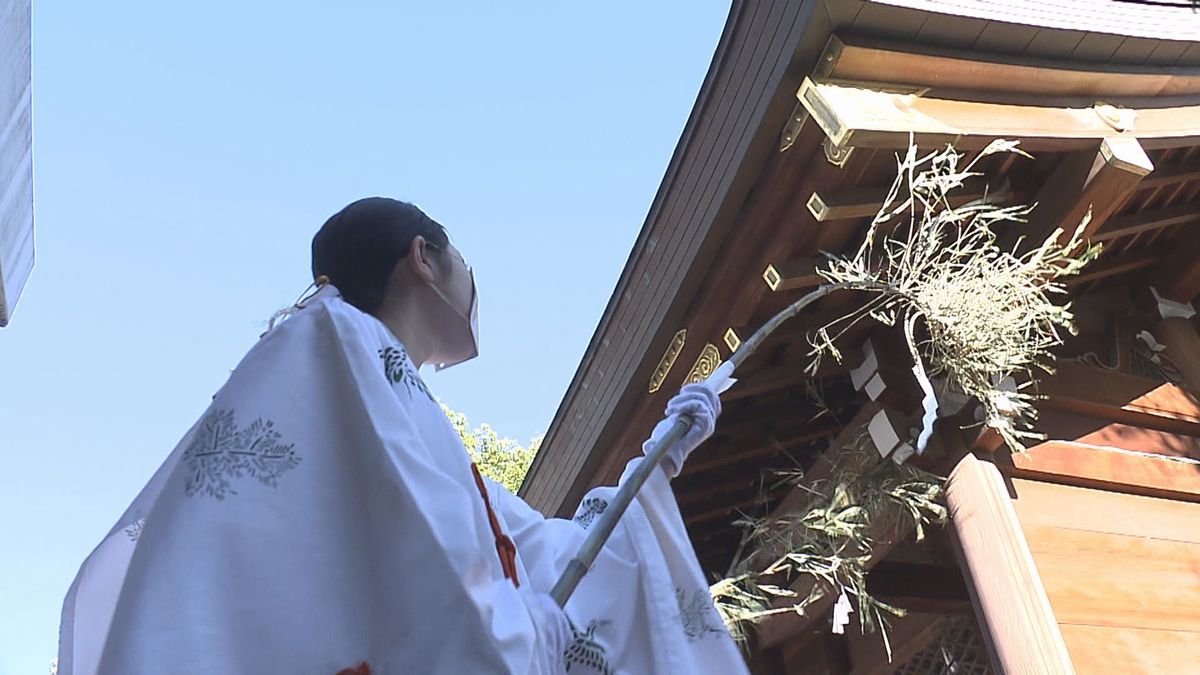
[944,454,1075,674]
[1151,229,1200,302]
[823,34,1200,100]
[746,404,927,649]
[798,77,1200,151]
[864,562,971,614]
[807,181,995,222]
[754,506,911,649]
[1037,361,1200,437]
[995,440,1200,502]
[1093,204,1200,243]
[1022,138,1153,252]
[806,187,888,222]
[1033,409,1200,460]
[762,259,822,292]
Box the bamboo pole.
[551,283,867,607]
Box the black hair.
[311,197,450,315]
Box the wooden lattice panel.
[894,615,992,675]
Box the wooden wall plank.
[997,440,1200,502]
[1060,624,1200,675]
[1023,526,1200,633]
[1010,478,1200,545]
[1037,361,1200,430]
[1034,409,1200,460]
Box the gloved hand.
[528,590,573,674]
[642,381,723,478]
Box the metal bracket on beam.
[684,343,723,384]
[823,137,854,167]
[648,329,686,394]
[779,100,809,152]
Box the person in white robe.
[58,197,750,675]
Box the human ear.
[407,236,438,283]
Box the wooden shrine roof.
[522,0,1200,578]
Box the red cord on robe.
[470,462,521,588]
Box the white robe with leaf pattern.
[58,285,749,675]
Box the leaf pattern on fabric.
[675,586,726,642]
[564,619,614,675]
[379,345,435,402]
[124,518,145,542]
[573,498,608,530]
[182,409,301,499]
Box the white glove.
[642,381,723,478]
[528,591,573,674]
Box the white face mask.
[430,266,479,371]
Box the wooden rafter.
[762,259,821,292]
[584,124,851,490]
[1066,250,1160,287]
[1094,204,1200,243]
[1137,158,1200,190]
[678,423,840,477]
[806,181,995,222]
[798,77,1200,151]
[722,353,857,402]
[1027,138,1153,248]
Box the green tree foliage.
[442,403,540,494]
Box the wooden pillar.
[1151,230,1200,303]
[945,454,1075,674]
[1156,316,1200,394]
[1147,287,1200,394]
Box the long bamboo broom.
[551,139,1094,608]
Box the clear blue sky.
[0,3,729,672]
